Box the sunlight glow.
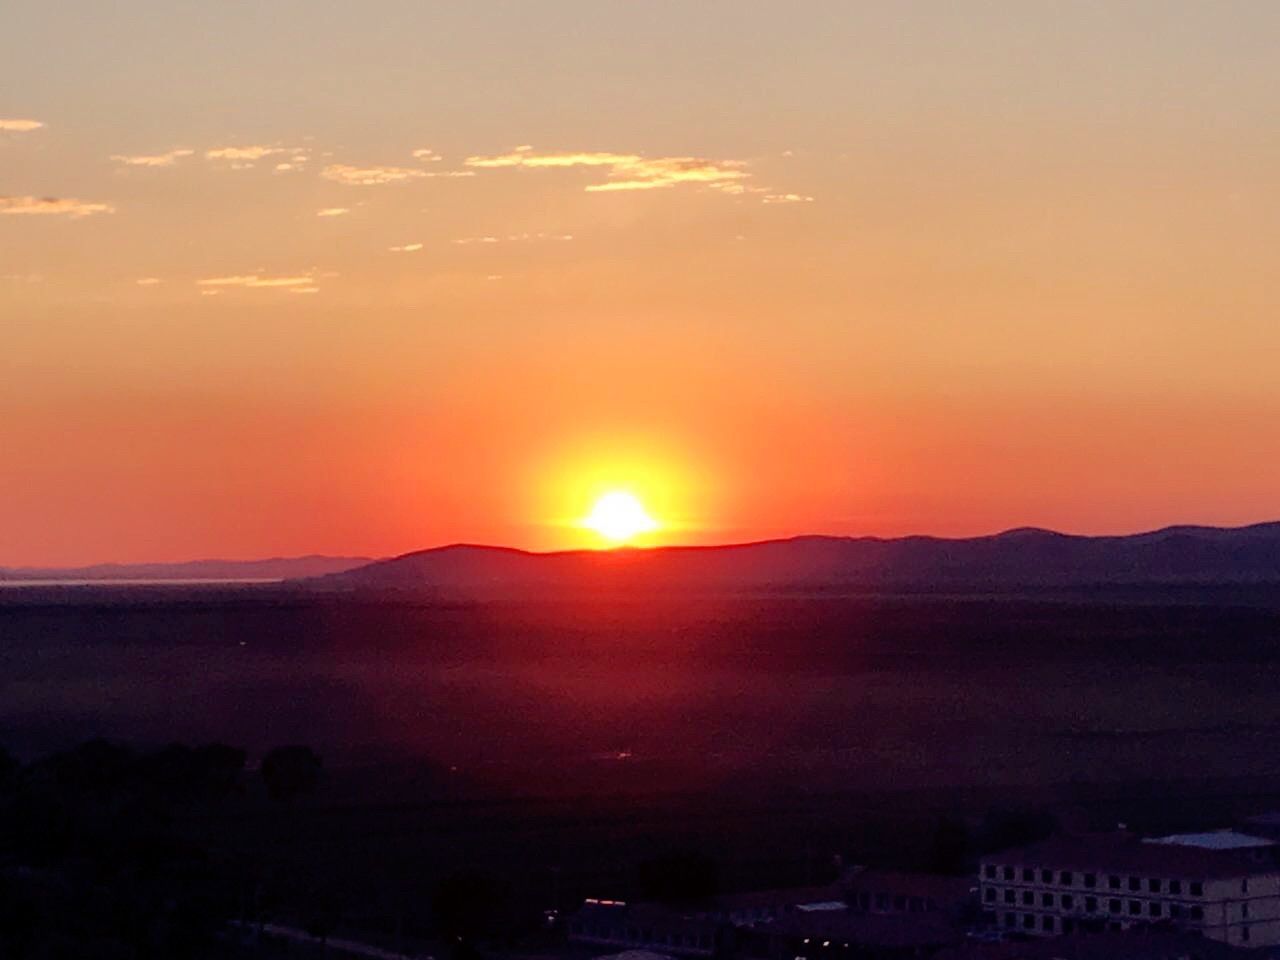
[582,491,659,544]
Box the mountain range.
[305,521,1280,594]
[0,555,373,582]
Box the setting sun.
[582,491,659,544]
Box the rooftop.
[934,929,1252,960]
[1145,831,1275,851]
[982,833,1280,880]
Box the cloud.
[0,119,44,132]
[135,277,162,286]
[412,148,442,162]
[289,287,320,294]
[464,146,750,193]
[316,207,351,217]
[453,232,573,244]
[111,149,194,168]
[205,145,302,169]
[321,164,426,186]
[320,163,473,185]
[388,243,423,253]
[197,274,317,289]
[0,195,115,218]
[762,193,815,204]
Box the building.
[978,832,1280,947]
[701,886,850,927]
[843,869,976,921]
[933,929,1254,960]
[735,909,962,960]
[568,900,720,957]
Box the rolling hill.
[304,522,1280,594]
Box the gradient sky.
[3,1,1280,565]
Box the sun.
[582,490,659,544]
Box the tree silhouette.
[260,745,323,801]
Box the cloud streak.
[197,274,318,289]
[321,164,427,186]
[464,146,750,193]
[320,163,474,185]
[0,196,115,218]
[0,119,44,132]
[111,149,195,168]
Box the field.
[4,584,1280,931]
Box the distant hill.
[0,555,374,582]
[305,522,1280,595]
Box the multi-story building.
[978,832,1280,948]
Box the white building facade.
[978,832,1280,948]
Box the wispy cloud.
[412,148,442,162]
[205,145,306,170]
[289,287,320,295]
[320,163,473,185]
[464,146,750,193]
[135,277,162,286]
[453,232,573,245]
[0,195,114,218]
[388,243,423,253]
[321,164,426,186]
[197,274,318,289]
[111,148,195,168]
[762,193,815,204]
[0,119,44,133]
[316,207,351,217]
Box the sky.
[3,0,1280,565]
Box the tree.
[638,851,719,904]
[259,746,322,801]
[927,815,971,875]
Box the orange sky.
[3,1,1280,565]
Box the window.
[984,889,995,903]
[1128,877,1141,892]
[1170,905,1182,919]
[1150,903,1162,918]
[1190,907,1204,922]
[1004,913,1016,928]
[1169,880,1182,895]
[1042,894,1054,907]
[1190,882,1203,897]
[1042,869,1053,883]
[1109,876,1121,890]
[1084,873,1097,888]
[1023,915,1035,930]
[893,896,906,911]
[1005,890,1015,904]
[1242,927,1250,942]
[1109,900,1121,914]
[1062,895,1074,910]
[1060,871,1073,886]
[984,865,996,879]
[1085,897,1097,912]
[1242,879,1249,894]
[1023,868,1034,882]
[1042,916,1055,932]
[1129,902,1142,916]
[1022,891,1033,906]
[1148,879,1161,893]
[1003,867,1014,881]
[1242,903,1249,919]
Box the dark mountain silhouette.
[0,555,374,582]
[305,522,1280,594]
